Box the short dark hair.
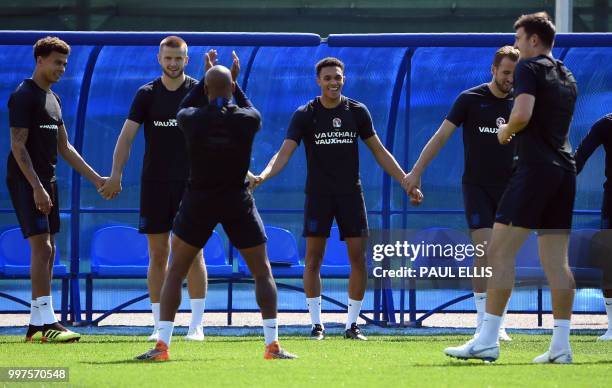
[315,57,344,77]
[159,35,187,51]
[493,45,520,67]
[33,36,70,60]
[514,12,556,49]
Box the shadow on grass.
[413,359,612,367]
[80,355,256,365]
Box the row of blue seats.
[88,225,352,278]
[1,226,606,325]
[1,225,605,284]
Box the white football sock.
[474,292,487,333]
[157,321,174,346]
[30,299,43,326]
[550,319,571,355]
[151,303,160,331]
[346,298,363,330]
[263,318,278,345]
[475,313,502,346]
[36,295,57,325]
[604,297,612,331]
[306,296,323,328]
[189,298,205,331]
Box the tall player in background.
[574,113,612,341]
[445,12,578,363]
[136,64,297,361]
[255,57,422,341]
[99,36,207,342]
[7,37,106,342]
[404,46,520,341]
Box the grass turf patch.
[0,334,610,387]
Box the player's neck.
[319,95,342,109]
[161,73,186,91]
[31,71,52,91]
[526,48,552,59]
[487,82,508,99]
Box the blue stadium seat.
[515,232,543,281]
[568,229,601,284]
[90,226,149,277]
[204,231,233,277]
[516,230,602,283]
[0,227,69,321]
[86,225,234,324]
[0,228,67,277]
[238,226,304,277]
[409,227,475,275]
[404,227,475,326]
[321,226,351,277]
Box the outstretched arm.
[403,119,457,193]
[57,124,105,189]
[364,134,406,182]
[255,140,299,188]
[98,119,140,199]
[574,120,605,174]
[364,134,423,205]
[498,94,534,144]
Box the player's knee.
[304,255,323,272]
[249,259,273,278]
[348,254,366,270]
[485,243,505,264]
[31,240,53,263]
[148,250,169,268]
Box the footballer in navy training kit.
[98,36,207,342]
[136,62,297,361]
[6,36,107,343]
[445,12,579,364]
[574,113,612,341]
[403,46,520,341]
[254,57,422,341]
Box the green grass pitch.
[0,334,610,387]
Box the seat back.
[0,228,61,266]
[91,226,148,267]
[568,229,598,267]
[204,231,226,265]
[409,227,475,270]
[265,226,300,265]
[516,232,539,267]
[237,225,300,267]
[323,226,349,266]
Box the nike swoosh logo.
[468,346,497,356]
[264,326,277,329]
[40,303,48,306]
[549,353,569,362]
[605,302,612,306]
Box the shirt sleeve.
[176,107,197,132]
[8,91,34,128]
[179,76,207,110]
[233,84,253,109]
[286,108,308,145]
[513,60,538,97]
[574,117,606,174]
[445,93,469,127]
[52,92,64,126]
[354,104,376,140]
[127,87,151,124]
[249,109,262,133]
